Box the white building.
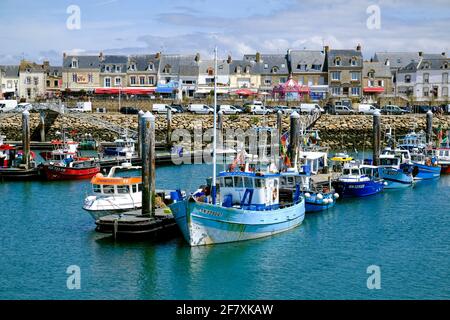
[414,55,449,102]
[0,65,20,99]
[196,59,230,96]
[19,60,46,101]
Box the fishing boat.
[169,48,305,246]
[332,161,385,197]
[0,137,40,180]
[104,137,136,157]
[83,163,184,220]
[398,130,427,152]
[41,158,100,181]
[434,148,450,174]
[40,139,79,161]
[78,134,98,150]
[377,152,414,189]
[400,148,441,180]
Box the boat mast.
[212,47,218,205]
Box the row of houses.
[1,45,449,104]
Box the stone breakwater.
[1,113,449,148]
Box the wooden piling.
[141,111,156,217]
[39,112,46,142]
[426,110,433,144]
[166,107,172,147]
[277,110,283,170]
[22,111,30,169]
[372,110,381,166]
[289,111,300,164]
[137,110,145,157]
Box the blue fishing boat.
[378,153,414,189]
[170,170,305,246]
[400,150,441,180]
[333,162,385,197]
[104,137,136,157]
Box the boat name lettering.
[200,209,222,217]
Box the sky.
[0,0,449,65]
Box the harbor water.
[0,162,449,300]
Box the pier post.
[289,111,300,166]
[277,111,282,169]
[372,110,381,166]
[426,110,433,144]
[137,110,144,157]
[166,107,172,147]
[22,110,31,169]
[39,111,46,142]
[141,112,156,217]
[218,110,223,161]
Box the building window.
[378,80,384,87]
[423,63,430,69]
[331,87,340,96]
[351,72,360,81]
[235,66,242,73]
[351,87,360,96]
[7,80,12,89]
[129,64,136,71]
[443,87,448,97]
[105,65,111,72]
[424,73,429,83]
[207,67,214,76]
[25,77,31,85]
[264,79,272,86]
[115,77,122,86]
[423,87,429,97]
[245,66,251,74]
[33,77,39,85]
[334,57,341,66]
[147,63,154,71]
[368,70,375,78]
[312,64,321,71]
[88,73,93,83]
[368,80,375,87]
[54,80,59,87]
[104,77,111,87]
[405,75,411,83]
[281,64,286,68]
[72,73,77,83]
[279,77,287,84]
[271,67,279,74]
[148,77,154,85]
[46,80,50,87]
[350,58,357,66]
[331,71,341,81]
[443,73,448,84]
[130,76,136,85]
[115,66,121,73]
[163,64,171,74]
[139,76,145,85]
[264,64,268,69]
[27,88,31,98]
[71,59,78,68]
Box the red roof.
[363,87,385,93]
[95,87,156,95]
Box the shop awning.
[231,88,258,96]
[95,87,156,95]
[363,87,385,93]
[156,86,176,94]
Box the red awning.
[232,89,258,96]
[363,87,385,93]
[95,88,156,95]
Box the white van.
[188,104,214,114]
[152,104,177,114]
[248,105,270,115]
[0,100,18,113]
[219,105,241,115]
[298,103,324,114]
[356,104,380,115]
[67,102,92,113]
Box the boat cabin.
[91,174,142,196]
[379,154,401,168]
[382,148,411,163]
[339,163,379,181]
[218,171,280,210]
[298,151,328,174]
[398,131,426,150]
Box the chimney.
[419,51,423,57]
[155,52,161,59]
[195,53,200,62]
[63,52,67,59]
[256,52,261,63]
[442,52,446,57]
[227,55,232,64]
[99,51,104,61]
[324,46,330,53]
[356,44,361,51]
[43,60,50,67]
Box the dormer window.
[71,59,78,68]
[163,64,171,74]
[443,63,448,69]
[271,66,279,74]
[334,57,341,66]
[207,67,214,76]
[115,65,121,73]
[129,63,136,71]
[105,65,111,72]
[350,57,357,66]
[281,63,286,68]
[235,66,242,74]
[244,66,251,74]
[423,63,430,69]
[405,75,411,83]
[147,63,154,71]
[264,64,268,69]
[368,70,375,78]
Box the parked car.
[273,105,293,114]
[381,105,407,115]
[0,100,18,113]
[233,105,246,113]
[219,105,242,115]
[188,104,214,114]
[297,103,324,115]
[413,105,432,113]
[152,104,177,114]
[119,106,140,114]
[170,104,185,113]
[355,103,380,115]
[441,104,450,114]
[68,102,93,113]
[245,104,270,115]
[332,105,355,115]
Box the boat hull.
[401,163,441,180]
[333,180,384,198]
[0,167,41,181]
[304,193,336,212]
[378,167,413,189]
[42,164,100,181]
[441,164,450,174]
[169,199,305,246]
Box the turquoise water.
[0,163,449,300]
